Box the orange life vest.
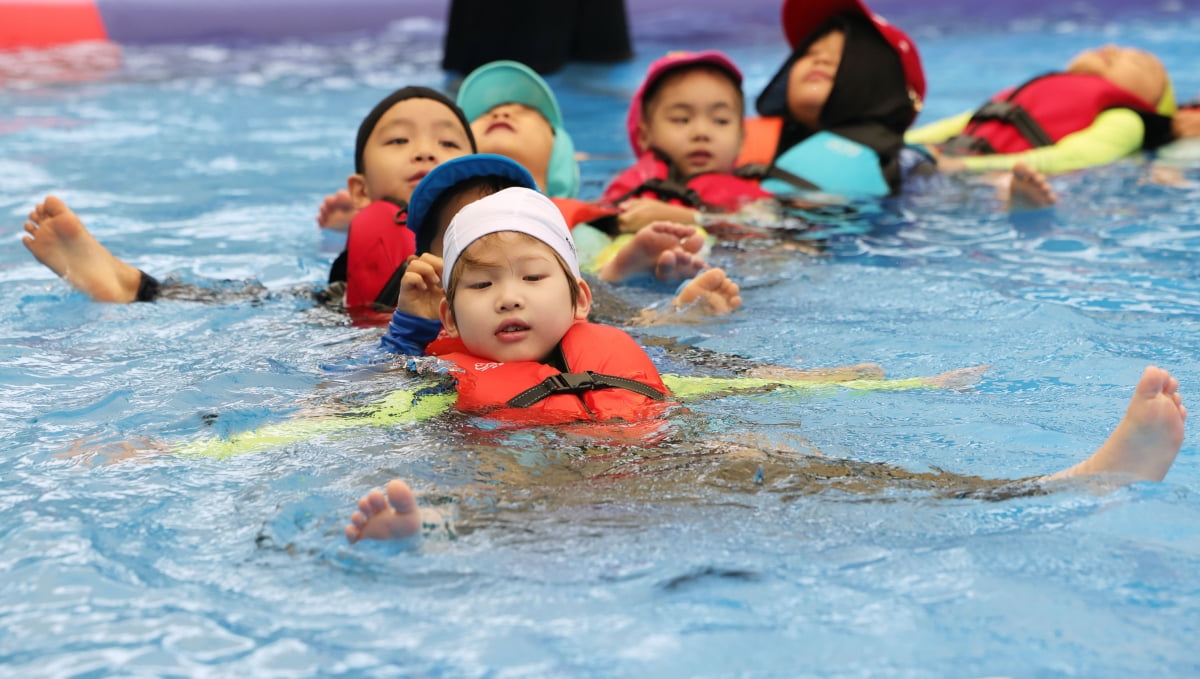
[737,116,785,168]
[425,322,672,424]
[550,196,621,231]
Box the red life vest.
[601,151,772,212]
[948,72,1160,155]
[343,199,414,313]
[425,321,672,424]
[550,196,621,231]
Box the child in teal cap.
[455,59,580,199]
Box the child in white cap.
[348,193,1188,544]
[420,187,672,422]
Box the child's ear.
[635,121,653,154]
[573,278,593,320]
[438,298,459,337]
[346,173,373,209]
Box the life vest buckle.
[544,371,600,394]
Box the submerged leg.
[22,195,144,303]
[1044,366,1186,483]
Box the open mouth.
[495,320,531,336]
[486,121,515,134]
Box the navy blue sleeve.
[380,310,443,356]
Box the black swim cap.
[353,86,478,174]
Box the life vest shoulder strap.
[507,370,667,408]
[737,116,784,167]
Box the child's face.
[786,29,845,128]
[440,232,590,364]
[350,98,473,208]
[1067,45,1166,107]
[638,69,743,176]
[471,104,555,188]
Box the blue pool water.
[2,5,1200,677]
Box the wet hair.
[640,63,745,122]
[444,231,582,316]
[416,175,528,255]
[353,86,478,174]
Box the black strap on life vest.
[737,160,823,194]
[506,370,666,408]
[944,99,1057,156]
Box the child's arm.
[904,111,973,145]
[174,384,457,459]
[616,198,700,233]
[381,311,442,356]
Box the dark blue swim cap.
[407,153,538,254]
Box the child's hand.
[1172,109,1200,139]
[617,198,700,233]
[396,253,444,319]
[316,189,358,231]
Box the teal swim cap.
[455,60,580,198]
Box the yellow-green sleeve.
[904,111,973,145]
[956,108,1146,174]
[173,387,456,459]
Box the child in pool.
[379,154,743,356]
[597,50,772,234]
[22,86,475,313]
[742,0,934,198]
[909,44,1177,176]
[344,185,1187,542]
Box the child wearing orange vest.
[347,175,1188,546]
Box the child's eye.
[385,137,409,146]
[670,117,690,125]
[523,274,548,282]
[440,140,462,149]
[465,281,491,290]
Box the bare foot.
[1005,162,1056,210]
[598,221,706,283]
[654,247,707,283]
[346,479,428,543]
[23,196,144,303]
[746,362,886,382]
[317,189,358,231]
[1044,366,1186,483]
[672,268,741,314]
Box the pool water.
[2,6,1200,677]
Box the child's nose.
[495,283,524,311]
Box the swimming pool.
[2,3,1199,677]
